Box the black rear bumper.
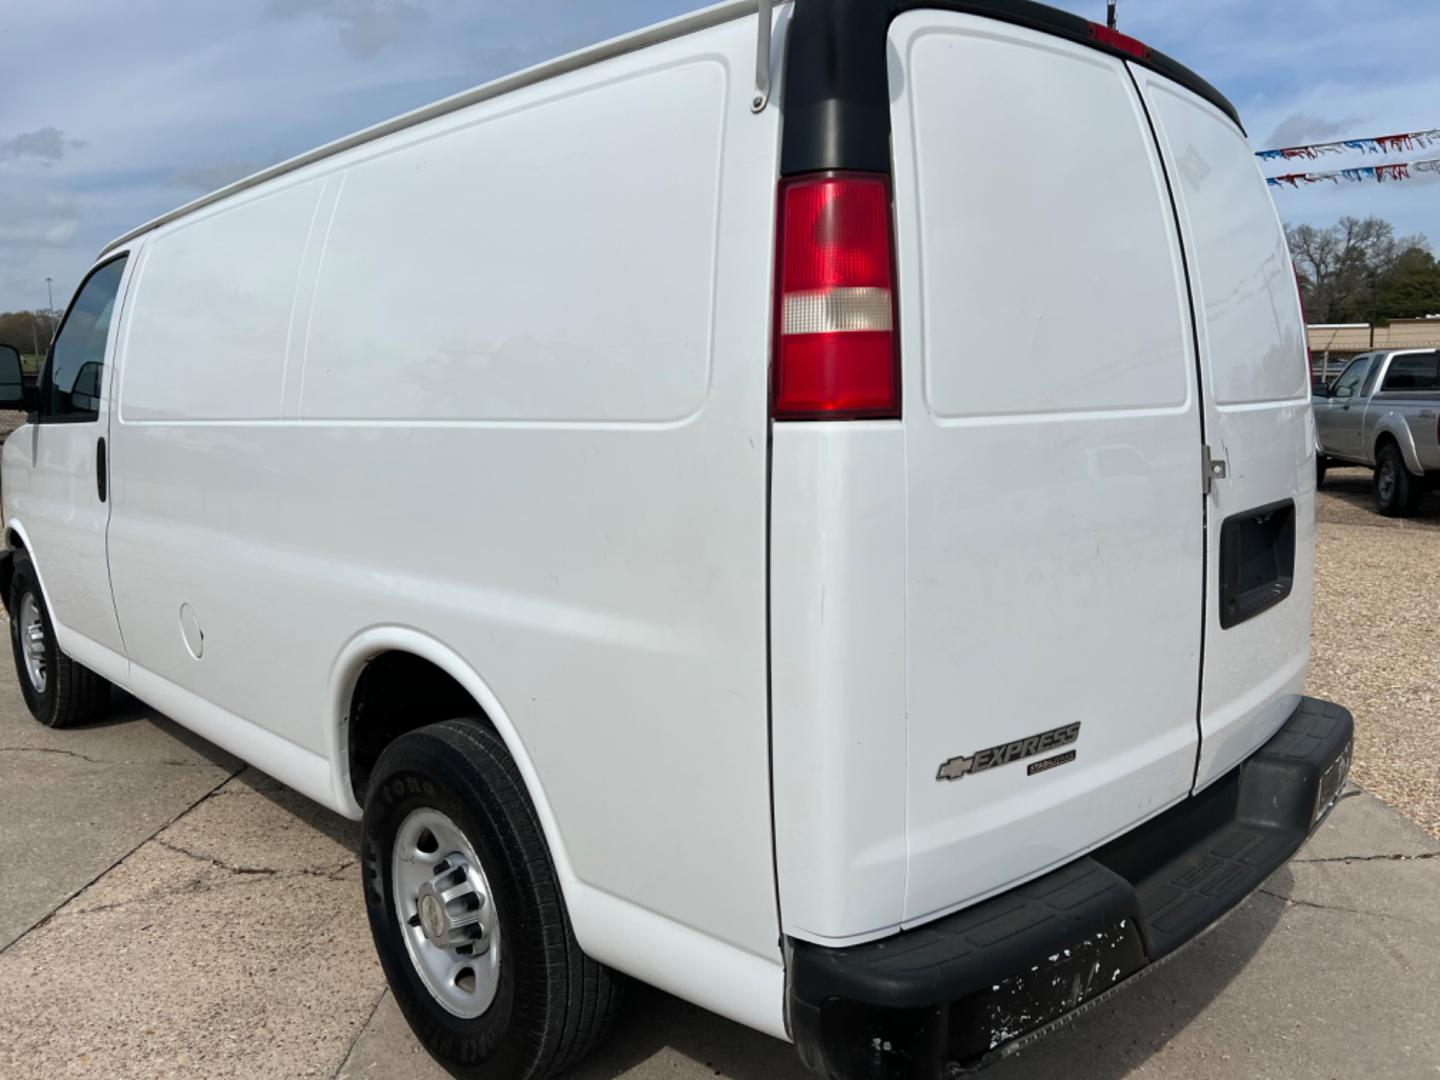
[788,697,1353,1079]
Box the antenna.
[1107,1,1117,29]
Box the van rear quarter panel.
[104,14,784,1030]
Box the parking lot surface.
[0,474,1437,1078]
[1309,467,1440,836]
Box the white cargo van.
[1,1,1353,1076]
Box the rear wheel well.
[347,651,487,804]
[1374,431,1401,462]
[1,530,26,613]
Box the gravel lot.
[1308,465,1440,837]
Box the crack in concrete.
[0,764,246,958]
[1295,850,1440,865]
[67,858,358,918]
[155,838,282,876]
[0,745,218,768]
[1258,887,1438,928]
[331,988,388,1080]
[154,838,357,881]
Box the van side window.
[1330,357,1371,399]
[45,256,128,421]
[1381,352,1440,392]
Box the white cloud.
[1266,112,1365,150]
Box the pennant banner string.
[1256,128,1440,161]
[1267,157,1440,188]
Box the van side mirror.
[0,345,24,408]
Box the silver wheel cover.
[18,593,46,694]
[391,807,501,1018]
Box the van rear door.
[887,12,1206,925]
[1131,69,1314,789]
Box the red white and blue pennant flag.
[1266,157,1440,188]
[1256,128,1440,188]
[1256,128,1440,162]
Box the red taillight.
[1088,22,1152,60]
[772,173,899,420]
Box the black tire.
[362,719,622,1079]
[8,551,112,728]
[1315,456,1327,489]
[1374,444,1425,517]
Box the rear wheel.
[1374,444,1425,517]
[362,718,622,1078]
[8,551,112,727]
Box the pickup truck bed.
[1315,348,1440,516]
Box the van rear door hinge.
[1202,445,1227,495]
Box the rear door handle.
[96,436,107,503]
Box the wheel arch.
[1,520,53,620]
[326,627,576,889]
[1372,417,1423,475]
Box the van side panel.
[1132,70,1315,790]
[886,12,1205,932]
[104,15,784,1021]
[301,62,722,425]
[108,180,326,715]
[120,181,325,422]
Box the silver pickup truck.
[1315,348,1440,515]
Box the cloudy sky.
[3,0,1437,314]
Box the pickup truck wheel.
[7,552,112,728]
[362,718,622,1079]
[1374,444,1425,517]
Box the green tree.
[0,310,59,361]
[1374,246,1440,319]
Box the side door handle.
[96,436,107,503]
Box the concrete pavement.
[0,691,241,952]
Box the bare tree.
[1287,216,1431,323]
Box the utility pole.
[1107,1,1117,29]
[45,277,54,314]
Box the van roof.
[101,0,1242,258]
[99,0,759,258]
